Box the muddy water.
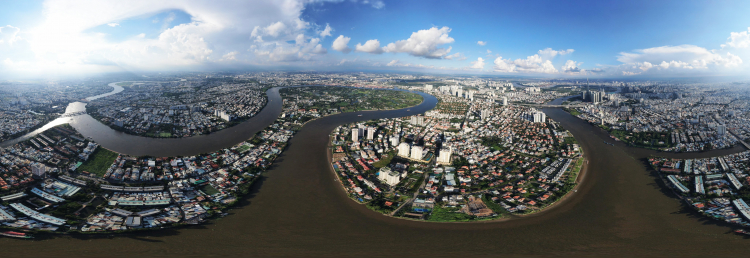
[2,93,750,257]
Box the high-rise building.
[377,167,401,186]
[351,128,359,142]
[718,124,727,135]
[389,136,400,147]
[437,147,452,164]
[480,109,490,120]
[31,164,46,178]
[410,145,423,160]
[398,142,411,157]
[529,110,546,123]
[502,97,508,106]
[367,127,376,140]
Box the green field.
[77,148,119,177]
[201,184,220,196]
[427,206,475,222]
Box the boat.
[735,229,750,236]
[0,231,33,239]
[407,109,410,111]
[357,114,363,117]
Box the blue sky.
[1,0,750,78]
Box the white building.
[377,167,401,186]
[410,145,424,160]
[367,127,376,140]
[502,97,508,106]
[480,109,491,120]
[351,128,359,142]
[437,147,452,164]
[32,164,47,178]
[389,136,400,148]
[398,142,411,157]
[531,110,546,123]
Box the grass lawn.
[158,132,172,137]
[116,82,132,87]
[201,184,220,196]
[372,152,395,168]
[77,148,119,177]
[237,144,252,153]
[427,206,475,222]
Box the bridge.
[514,103,589,108]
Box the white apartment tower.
[31,164,46,178]
[367,127,376,140]
[410,145,423,160]
[398,142,411,157]
[437,147,452,164]
[351,128,359,142]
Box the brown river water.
[2,91,750,257]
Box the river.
[2,91,750,257]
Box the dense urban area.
[3,71,750,236]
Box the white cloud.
[265,21,287,37]
[486,49,491,54]
[493,54,558,74]
[616,45,742,75]
[367,0,385,9]
[219,51,238,61]
[0,25,21,45]
[386,59,399,66]
[562,60,582,73]
[723,27,750,48]
[383,26,455,59]
[0,0,354,77]
[444,52,466,60]
[538,48,574,58]
[355,39,383,54]
[320,23,332,38]
[477,41,486,46]
[469,57,485,70]
[332,35,351,53]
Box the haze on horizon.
[2,0,750,80]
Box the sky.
[2,0,750,79]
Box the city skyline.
[3,0,750,79]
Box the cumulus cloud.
[0,0,344,77]
[616,45,742,75]
[493,54,558,73]
[386,59,399,66]
[538,48,574,58]
[444,52,466,60]
[319,23,332,38]
[469,57,485,70]
[477,41,486,46]
[332,35,351,53]
[562,60,582,73]
[383,26,455,59]
[219,51,239,61]
[355,39,383,54]
[0,25,21,45]
[723,27,750,48]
